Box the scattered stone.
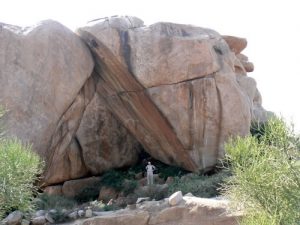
[77,210,85,218]
[85,208,93,218]
[21,219,30,225]
[136,197,150,204]
[34,210,46,217]
[4,211,23,225]
[31,216,46,225]
[184,192,194,197]
[68,211,78,220]
[45,212,54,223]
[48,209,57,215]
[168,191,183,206]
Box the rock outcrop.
[0,16,269,185]
[77,16,261,172]
[0,20,94,185]
[0,21,140,186]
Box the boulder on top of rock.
[77,16,261,172]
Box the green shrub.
[100,170,126,191]
[35,194,77,211]
[123,179,138,196]
[0,139,43,218]
[222,117,300,225]
[168,171,230,197]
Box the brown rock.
[75,93,140,175]
[222,35,247,54]
[78,16,252,172]
[62,176,101,198]
[81,211,149,225]
[67,196,240,225]
[98,186,118,202]
[236,53,254,73]
[0,21,94,185]
[43,185,63,196]
[149,197,240,225]
[165,177,174,185]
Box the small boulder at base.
[3,211,23,225]
[62,176,101,198]
[168,191,183,206]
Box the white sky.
[1,0,300,130]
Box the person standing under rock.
[146,162,156,185]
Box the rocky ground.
[1,192,241,225]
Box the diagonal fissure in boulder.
[79,30,198,171]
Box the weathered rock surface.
[0,17,269,186]
[77,16,261,172]
[75,93,140,175]
[43,184,63,196]
[168,191,183,206]
[3,211,23,225]
[0,20,140,186]
[63,196,240,225]
[0,21,94,185]
[62,176,101,198]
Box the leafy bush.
[35,194,77,211]
[123,179,138,196]
[100,170,127,191]
[0,139,43,218]
[168,171,230,197]
[222,117,300,225]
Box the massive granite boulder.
[0,17,269,186]
[0,20,94,185]
[77,16,265,172]
[0,21,140,186]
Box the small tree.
[222,117,300,225]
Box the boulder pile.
[0,16,269,187]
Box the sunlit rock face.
[78,16,266,172]
[0,17,268,186]
[0,20,94,185]
[0,21,140,186]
